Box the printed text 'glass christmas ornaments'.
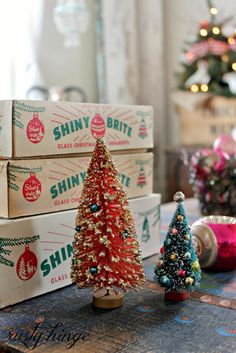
[71,139,145,309]
[154,192,201,302]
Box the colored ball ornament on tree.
[185,277,194,286]
[75,225,81,232]
[177,215,184,222]
[185,234,190,241]
[90,267,98,274]
[170,253,177,261]
[165,238,172,246]
[160,246,165,254]
[16,244,38,281]
[172,228,178,235]
[90,113,106,139]
[90,204,99,213]
[22,172,42,202]
[178,269,186,277]
[26,112,45,144]
[192,260,200,272]
[184,252,191,260]
[174,191,185,203]
[159,275,172,288]
[123,230,129,239]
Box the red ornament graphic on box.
[137,166,147,188]
[138,118,148,139]
[26,112,45,144]
[91,113,106,139]
[16,244,37,281]
[22,172,42,202]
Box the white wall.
[164,0,236,145]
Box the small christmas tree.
[177,0,236,96]
[154,191,201,301]
[71,139,145,309]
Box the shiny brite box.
[0,194,161,308]
[0,152,153,218]
[0,100,153,158]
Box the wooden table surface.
[0,199,236,353]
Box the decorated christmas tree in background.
[177,0,236,96]
[71,139,145,309]
[154,192,201,301]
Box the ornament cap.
[174,191,185,203]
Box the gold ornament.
[170,253,177,261]
[192,261,200,272]
[185,234,190,241]
[177,215,183,222]
[185,277,194,286]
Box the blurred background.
[1,0,236,202]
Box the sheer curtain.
[96,0,166,194]
[0,0,44,99]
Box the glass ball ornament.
[159,275,172,288]
[172,228,178,235]
[174,191,185,203]
[184,251,191,260]
[170,253,177,261]
[192,260,200,272]
[185,234,190,241]
[160,246,165,254]
[178,269,186,277]
[75,225,81,232]
[53,0,90,47]
[165,238,172,246]
[90,204,99,213]
[177,215,184,222]
[185,277,194,286]
[90,267,98,274]
[123,230,129,239]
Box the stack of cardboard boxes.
[0,100,161,308]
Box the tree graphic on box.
[137,166,146,188]
[138,118,148,139]
[18,257,27,279]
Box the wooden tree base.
[93,289,124,309]
[165,290,190,302]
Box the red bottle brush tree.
[71,139,145,308]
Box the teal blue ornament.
[165,238,172,247]
[159,275,172,288]
[123,230,129,239]
[90,267,98,274]
[90,204,99,212]
[75,225,81,232]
